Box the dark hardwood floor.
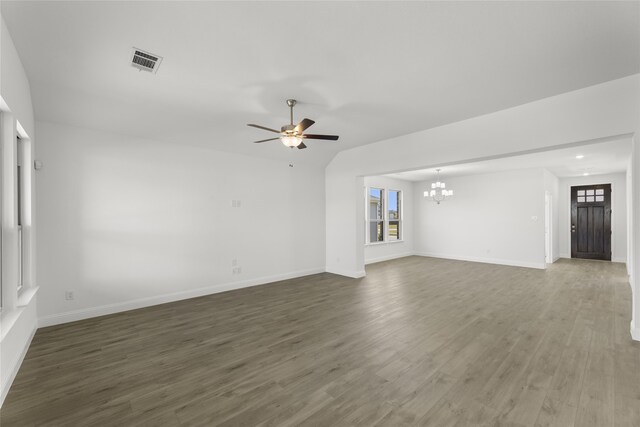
[1,256,639,426]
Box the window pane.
[577,190,585,196]
[586,196,594,202]
[16,137,24,291]
[586,189,594,196]
[369,188,383,220]
[369,221,384,242]
[595,189,604,195]
[577,196,585,203]
[389,220,400,240]
[388,190,400,220]
[595,195,604,202]
[17,165,22,226]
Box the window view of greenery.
[367,187,402,243]
[369,188,384,242]
[388,190,400,240]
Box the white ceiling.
[383,136,633,182]
[2,1,639,165]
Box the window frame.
[16,136,24,294]
[365,187,403,245]
[367,187,385,244]
[387,189,402,242]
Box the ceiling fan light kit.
[247,99,339,149]
[281,135,303,148]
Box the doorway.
[570,184,611,260]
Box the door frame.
[566,180,615,260]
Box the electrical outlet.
[232,266,242,275]
[65,290,74,300]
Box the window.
[368,188,384,242]
[17,136,24,292]
[366,187,402,243]
[388,190,401,240]
[577,187,605,203]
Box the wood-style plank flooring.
[2,256,639,426]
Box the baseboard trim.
[325,268,366,279]
[1,325,36,408]
[365,252,414,265]
[415,252,545,270]
[38,267,325,328]
[632,321,640,342]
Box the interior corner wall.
[626,161,633,275]
[363,176,414,265]
[325,167,365,278]
[0,15,38,407]
[414,168,546,269]
[557,173,627,262]
[632,114,640,341]
[543,169,560,262]
[35,121,326,326]
[0,17,34,137]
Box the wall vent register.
[130,48,162,73]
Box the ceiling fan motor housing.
[281,124,296,133]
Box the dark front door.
[571,184,611,261]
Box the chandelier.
[424,169,453,204]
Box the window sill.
[17,286,39,308]
[365,240,405,247]
[1,287,39,342]
[1,308,25,341]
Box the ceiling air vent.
[130,48,162,73]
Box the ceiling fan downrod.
[286,99,296,126]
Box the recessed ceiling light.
[576,154,584,159]
[583,172,589,176]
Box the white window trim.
[365,187,404,245]
[366,187,385,244]
[0,110,37,315]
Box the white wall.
[558,173,627,262]
[627,161,633,273]
[0,15,38,406]
[363,176,413,265]
[35,121,326,325]
[414,169,546,269]
[632,131,639,340]
[0,18,34,138]
[543,169,560,262]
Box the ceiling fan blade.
[297,142,307,149]
[247,124,281,133]
[253,137,280,143]
[302,134,339,141]
[294,118,315,133]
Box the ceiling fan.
[247,99,339,149]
